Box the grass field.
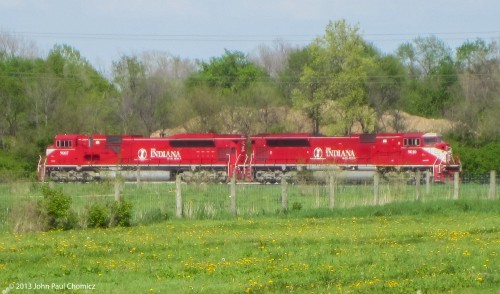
[0,199,499,293]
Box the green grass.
[0,199,499,293]
[0,181,498,292]
[0,180,498,231]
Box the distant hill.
[152,109,454,137]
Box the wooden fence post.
[416,170,421,201]
[489,170,496,200]
[281,175,288,211]
[114,177,122,202]
[329,172,335,209]
[230,171,237,216]
[136,165,141,185]
[453,172,460,200]
[176,174,183,218]
[373,172,380,205]
[426,170,431,195]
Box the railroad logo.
[311,147,356,161]
[137,148,182,161]
[138,148,148,160]
[312,147,324,159]
[325,148,357,161]
[150,148,181,160]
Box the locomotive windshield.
[423,135,443,146]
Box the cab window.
[403,138,420,146]
[56,140,73,148]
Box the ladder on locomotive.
[239,154,253,181]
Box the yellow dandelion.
[387,280,398,287]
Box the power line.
[8,30,500,43]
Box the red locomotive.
[38,132,461,183]
[249,132,461,183]
[38,133,247,182]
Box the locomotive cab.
[421,133,461,182]
[40,134,81,182]
[47,134,78,157]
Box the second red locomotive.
[249,132,460,183]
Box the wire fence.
[0,171,498,231]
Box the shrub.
[87,203,110,228]
[38,185,77,230]
[109,200,133,227]
[292,202,303,211]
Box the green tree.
[0,56,31,136]
[451,40,500,143]
[185,50,274,134]
[397,36,457,117]
[188,50,268,94]
[112,55,147,134]
[292,20,374,134]
[44,45,117,134]
[365,51,406,131]
[278,47,313,106]
[113,53,190,135]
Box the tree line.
[1,20,499,179]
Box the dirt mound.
[380,112,454,133]
[152,109,454,137]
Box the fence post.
[453,172,460,200]
[230,171,237,216]
[373,171,380,205]
[176,174,183,218]
[329,172,335,209]
[489,170,496,200]
[426,170,431,195]
[136,165,141,185]
[114,176,122,202]
[281,175,288,211]
[416,170,421,200]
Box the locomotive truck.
[38,132,461,183]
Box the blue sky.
[1,0,499,70]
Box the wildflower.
[387,280,398,287]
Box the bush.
[38,186,77,231]
[292,202,303,211]
[85,199,133,228]
[87,203,110,228]
[109,200,133,227]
